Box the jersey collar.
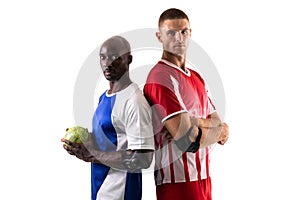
[160,59,191,77]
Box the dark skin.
[62,36,153,170]
[61,135,153,171]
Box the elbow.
[122,150,154,171]
[143,151,154,169]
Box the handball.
[64,126,89,143]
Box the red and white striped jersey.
[143,59,216,185]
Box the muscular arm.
[164,112,228,149]
[62,135,153,171]
[198,112,221,128]
[198,112,229,147]
[90,148,154,171]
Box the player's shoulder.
[188,68,205,83]
[188,67,201,76]
[120,83,139,97]
[98,90,108,104]
[146,61,176,83]
[124,83,150,109]
[124,83,145,100]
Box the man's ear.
[156,32,162,43]
[128,55,133,65]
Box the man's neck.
[162,51,187,72]
[109,76,132,94]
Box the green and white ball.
[64,126,89,143]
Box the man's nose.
[102,59,112,68]
[174,31,183,41]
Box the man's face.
[157,18,191,56]
[99,44,131,82]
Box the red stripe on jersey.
[182,152,190,182]
[196,150,201,180]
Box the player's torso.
[148,62,212,184]
[91,84,143,200]
[92,84,136,151]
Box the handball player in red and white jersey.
[143,8,229,200]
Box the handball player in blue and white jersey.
[63,36,154,200]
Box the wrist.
[90,149,103,164]
[198,118,204,127]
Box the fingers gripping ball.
[64,126,89,143]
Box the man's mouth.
[174,44,185,48]
[104,70,113,76]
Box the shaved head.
[100,36,131,56]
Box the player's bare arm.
[164,112,201,152]
[196,112,229,146]
[164,112,229,151]
[62,135,153,171]
[198,112,222,128]
[200,122,229,147]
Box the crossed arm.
[164,111,229,150]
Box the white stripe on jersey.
[187,153,198,182]
[200,147,208,179]
[170,75,187,111]
[171,142,186,183]
[96,168,126,200]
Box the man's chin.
[174,48,186,55]
[176,52,185,56]
[172,52,185,57]
[104,75,113,81]
[166,49,185,57]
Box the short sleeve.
[143,72,187,123]
[124,90,155,150]
[205,86,217,115]
[208,96,216,115]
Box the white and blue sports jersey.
[91,83,154,200]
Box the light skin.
[156,19,191,71]
[156,18,229,148]
[62,36,153,170]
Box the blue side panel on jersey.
[92,92,117,151]
[91,92,117,200]
[124,172,142,200]
[91,163,110,200]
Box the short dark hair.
[158,8,189,27]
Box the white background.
[1,0,300,199]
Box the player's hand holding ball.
[63,126,89,144]
[61,126,96,162]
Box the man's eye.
[181,30,188,35]
[111,56,118,61]
[167,31,176,37]
[100,55,106,60]
[181,29,190,35]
